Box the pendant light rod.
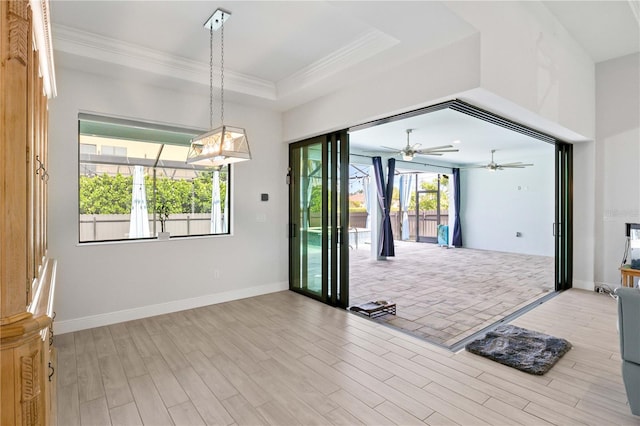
[204,9,230,127]
[187,8,251,167]
[220,11,225,126]
[209,23,213,129]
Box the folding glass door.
[555,142,573,291]
[289,131,349,307]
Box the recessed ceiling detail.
[53,24,277,100]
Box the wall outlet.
[213,269,220,279]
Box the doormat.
[465,324,571,375]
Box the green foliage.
[309,185,324,213]
[408,177,449,212]
[390,186,400,211]
[79,170,227,215]
[79,173,132,214]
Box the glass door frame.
[416,174,443,243]
[288,131,349,308]
[555,142,573,291]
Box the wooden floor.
[55,289,638,425]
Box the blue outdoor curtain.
[399,174,414,240]
[452,168,463,247]
[373,157,395,257]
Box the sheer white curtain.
[129,165,150,238]
[363,175,370,229]
[399,174,414,240]
[210,169,222,233]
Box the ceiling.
[349,107,554,167]
[50,1,638,164]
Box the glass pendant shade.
[187,125,250,167]
[402,153,413,161]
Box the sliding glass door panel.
[289,132,349,307]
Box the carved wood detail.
[21,350,42,426]
[8,0,29,64]
[2,1,55,424]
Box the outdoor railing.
[349,211,449,241]
[79,213,217,242]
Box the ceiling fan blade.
[500,163,534,168]
[421,144,455,150]
[379,146,401,152]
[415,148,459,156]
[418,148,459,154]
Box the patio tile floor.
[349,240,554,347]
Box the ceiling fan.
[467,149,534,171]
[380,129,459,161]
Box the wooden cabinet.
[1,0,57,425]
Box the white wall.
[283,34,481,142]
[49,67,288,333]
[444,1,595,140]
[282,3,595,144]
[572,141,596,290]
[595,53,640,288]
[459,150,555,256]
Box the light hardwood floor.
[56,289,638,425]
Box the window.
[100,145,127,157]
[79,143,97,175]
[78,115,230,243]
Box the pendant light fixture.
[187,9,251,167]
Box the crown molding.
[52,24,399,104]
[30,0,57,98]
[52,24,277,100]
[277,29,398,98]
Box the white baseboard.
[56,281,288,334]
[572,279,595,291]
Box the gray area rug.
[465,324,572,375]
